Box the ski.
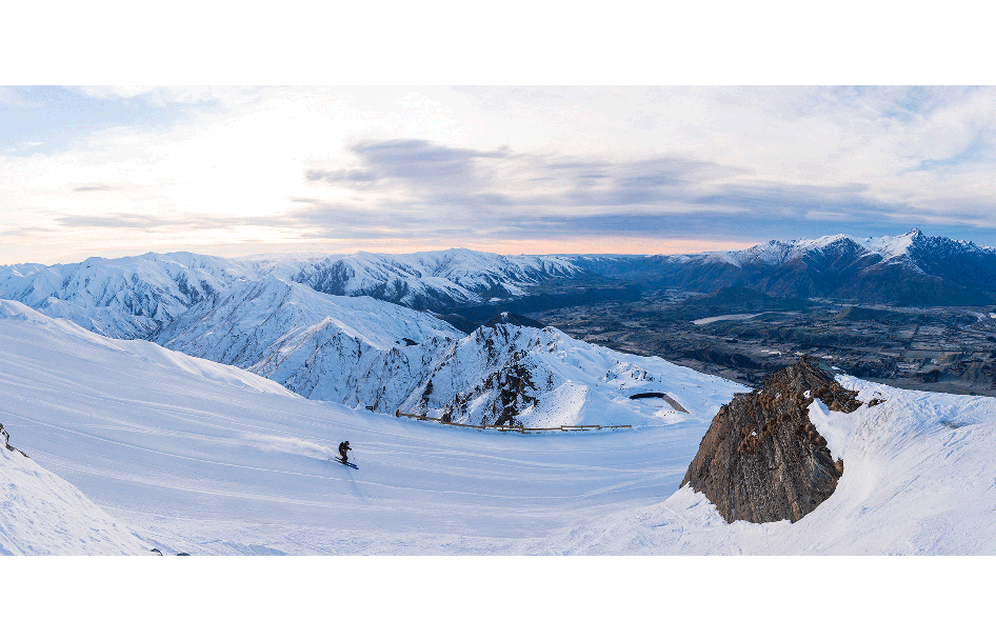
[333,457,358,469]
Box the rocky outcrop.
[1,423,29,458]
[681,357,863,523]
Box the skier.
[338,440,351,464]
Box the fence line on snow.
[394,411,631,433]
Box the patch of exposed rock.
[681,357,864,524]
[1,422,29,458]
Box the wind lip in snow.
[808,397,849,461]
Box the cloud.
[305,139,512,195]
[290,206,443,240]
[6,87,996,263]
[54,213,301,232]
[351,139,508,181]
[304,139,744,210]
[56,213,164,229]
[72,184,119,192]
[304,168,379,188]
[292,135,996,248]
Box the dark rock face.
[681,357,862,524]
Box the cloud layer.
[2,86,995,263]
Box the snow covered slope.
[0,252,260,338]
[150,277,739,428]
[549,376,996,554]
[150,276,464,407]
[290,248,583,310]
[0,443,149,555]
[5,299,996,554]
[0,248,582,341]
[403,323,741,428]
[0,300,735,554]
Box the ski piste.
[333,457,357,469]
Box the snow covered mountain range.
[2,229,993,432]
[2,229,993,350]
[289,248,582,310]
[148,274,732,426]
[0,249,582,340]
[151,275,463,410]
[0,246,749,431]
[577,228,996,305]
[0,252,255,339]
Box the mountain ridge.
[149,277,742,426]
[4,231,995,426]
[4,230,995,340]
[576,228,996,305]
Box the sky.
[2,7,995,265]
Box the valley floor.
[537,295,996,396]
